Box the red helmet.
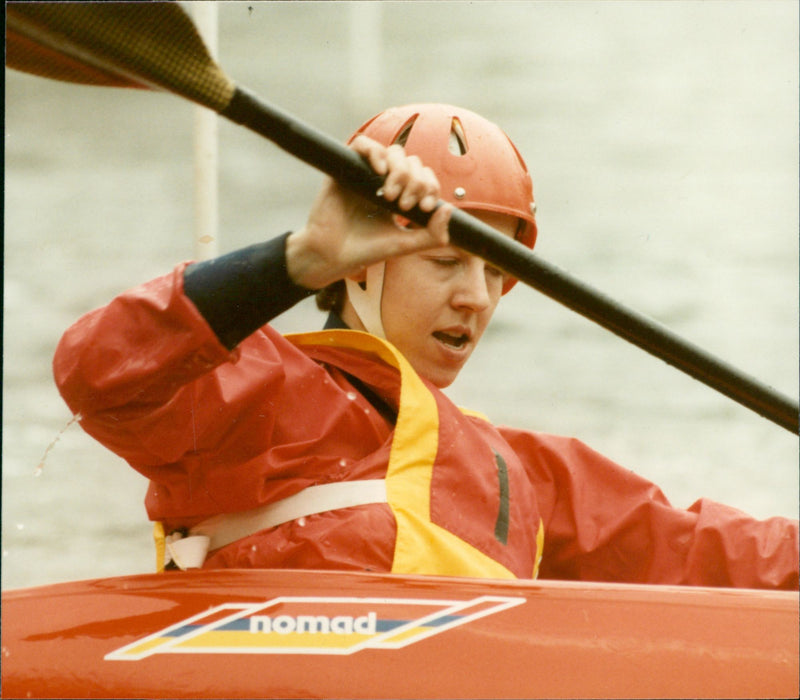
[349,103,537,251]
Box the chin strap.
[344,263,387,338]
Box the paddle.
[6,2,798,434]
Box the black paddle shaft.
[222,87,799,435]
[6,0,796,435]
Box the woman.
[53,104,798,588]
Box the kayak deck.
[2,568,797,699]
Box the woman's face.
[378,211,519,388]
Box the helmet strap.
[344,263,387,338]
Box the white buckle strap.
[189,479,388,555]
[164,533,211,570]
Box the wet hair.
[315,279,346,315]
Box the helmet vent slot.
[448,118,468,156]
[392,115,418,147]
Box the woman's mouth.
[433,330,470,349]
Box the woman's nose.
[451,260,492,312]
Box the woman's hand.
[285,135,452,290]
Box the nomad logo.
[249,611,377,635]
[105,595,524,659]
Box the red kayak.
[1,569,797,699]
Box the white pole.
[192,2,219,261]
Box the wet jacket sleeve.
[500,427,799,590]
[53,234,314,470]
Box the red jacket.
[53,264,799,588]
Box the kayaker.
[53,103,799,589]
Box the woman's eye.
[430,257,459,267]
[486,265,504,278]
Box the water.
[3,1,798,590]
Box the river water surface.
[3,1,798,589]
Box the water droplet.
[339,459,347,467]
[35,412,82,475]
[296,516,307,527]
[15,523,24,531]
[346,391,357,401]
[251,545,257,552]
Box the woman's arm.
[502,427,799,590]
[183,232,314,350]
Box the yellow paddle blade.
[6,1,235,112]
